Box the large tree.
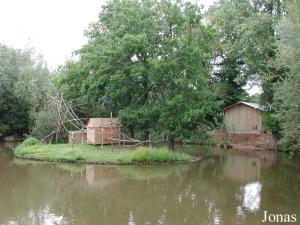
[208,0,284,107]
[0,44,52,138]
[58,0,219,148]
[0,45,30,137]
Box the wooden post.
[110,112,113,148]
[149,133,151,148]
[101,126,103,149]
[118,126,121,146]
[100,118,103,149]
[71,131,74,150]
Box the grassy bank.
[15,138,191,164]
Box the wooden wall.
[87,128,97,144]
[68,132,87,144]
[224,104,263,133]
[87,127,121,145]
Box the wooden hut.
[86,118,121,145]
[68,130,87,144]
[224,102,265,134]
[214,102,275,149]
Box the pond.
[0,142,299,225]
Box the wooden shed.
[86,118,121,145]
[224,102,265,134]
[68,130,87,144]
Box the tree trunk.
[143,130,149,140]
[168,136,175,150]
[128,125,135,139]
[143,130,150,146]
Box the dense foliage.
[57,0,221,148]
[0,45,52,138]
[273,0,300,155]
[208,0,284,107]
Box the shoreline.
[14,140,199,166]
[15,155,204,166]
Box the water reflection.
[128,211,135,225]
[0,145,299,225]
[242,181,262,212]
[7,206,67,225]
[223,149,276,182]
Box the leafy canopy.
[58,0,219,146]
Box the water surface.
[0,143,299,225]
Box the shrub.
[21,137,39,147]
[15,137,39,153]
[31,109,56,140]
[128,147,190,163]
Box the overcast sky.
[0,0,215,69]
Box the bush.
[128,147,190,163]
[15,137,39,153]
[22,137,39,147]
[31,109,56,140]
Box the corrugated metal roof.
[240,102,264,110]
[86,118,121,128]
[224,101,264,111]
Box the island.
[14,137,202,165]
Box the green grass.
[15,141,191,164]
[124,147,190,163]
[20,137,39,147]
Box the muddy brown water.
[0,142,299,225]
